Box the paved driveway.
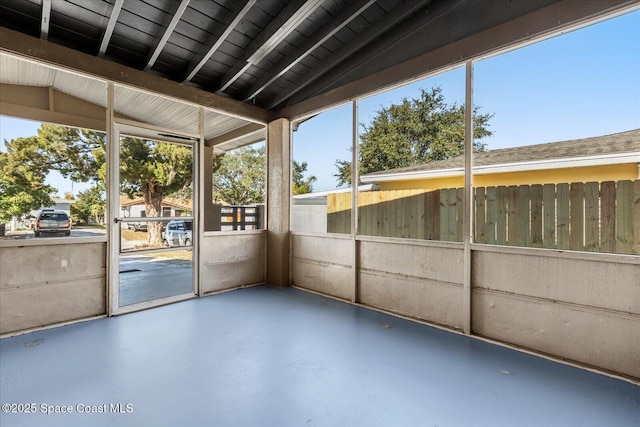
[119,255,193,306]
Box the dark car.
[34,210,71,237]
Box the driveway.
[119,255,193,306]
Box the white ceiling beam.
[144,0,191,71]
[266,0,434,109]
[98,0,124,57]
[183,0,257,83]
[40,0,51,40]
[216,0,324,94]
[241,0,376,103]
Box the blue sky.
[294,10,640,191]
[2,10,639,195]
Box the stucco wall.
[200,231,266,294]
[0,241,106,334]
[291,233,353,300]
[290,232,640,379]
[377,163,639,191]
[472,247,640,378]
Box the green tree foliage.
[119,137,192,245]
[334,87,493,185]
[212,145,265,205]
[36,124,105,183]
[3,124,192,245]
[0,138,55,223]
[292,160,317,195]
[71,185,105,225]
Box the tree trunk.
[143,183,164,246]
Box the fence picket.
[496,186,507,245]
[557,183,570,249]
[634,180,640,255]
[600,181,616,253]
[475,187,486,244]
[616,180,633,253]
[584,182,600,251]
[324,179,637,254]
[517,185,530,247]
[543,184,556,248]
[507,186,518,246]
[530,184,543,248]
[486,187,497,245]
[570,182,585,251]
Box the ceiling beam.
[98,0,124,57]
[241,0,377,103]
[144,0,191,71]
[205,122,265,147]
[40,0,51,41]
[183,0,257,83]
[278,0,639,120]
[0,26,274,123]
[216,0,324,94]
[266,0,433,109]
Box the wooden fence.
[327,180,640,255]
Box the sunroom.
[0,1,638,425]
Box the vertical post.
[194,107,203,296]
[106,81,116,315]
[266,118,291,287]
[351,99,360,303]
[463,61,474,335]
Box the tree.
[119,137,192,245]
[0,138,55,224]
[292,160,317,195]
[334,87,493,185]
[5,124,192,246]
[72,185,105,225]
[212,145,265,205]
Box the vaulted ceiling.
[0,0,636,124]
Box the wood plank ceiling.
[0,0,636,118]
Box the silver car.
[162,220,192,247]
[34,210,71,237]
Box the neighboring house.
[292,185,378,233]
[323,129,640,253]
[360,129,640,190]
[119,196,192,219]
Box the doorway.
[109,123,198,314]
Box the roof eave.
[360,152,640,183]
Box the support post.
[266,118,291,287]
[463,60,474,334]
[351,99,360,303]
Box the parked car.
[34,209,71,237]
[162,220,192,247]
[127,222,148,232]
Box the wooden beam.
[278,0,638,119]
[40,0,51,41]
[0,26,274,123]
[98,0,124,57]
[205,122,265,147]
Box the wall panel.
[359,240,465,329]
[291,233,353,300]
[472,249,640,378]
[0,242,106,334]
[200,232,266,294]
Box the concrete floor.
[0,286,638,427]
[119,255,193,306]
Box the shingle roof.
[364,128,640,177]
